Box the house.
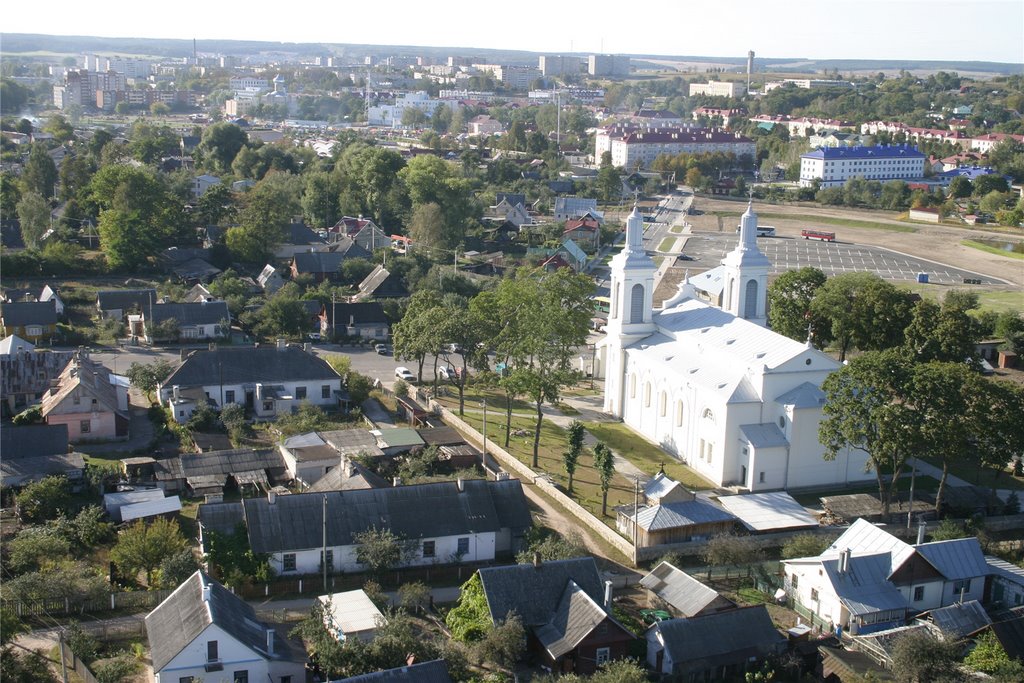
[358,265,408,299]
[38,285,64,316]
[307,458,389,492]
[177,448,288,498]
[171,257,222,284]
[616,494,736,549]
[40,352,130,442]
[96,289,157,321]
[476,556,635,675]
[319,589,386,642]
[257,264,285,295]
[291,251,351,283]
[553,239,588,272]
[374,427,425,455]
[554,197,603,223]
[716,491,819,533]
[469,114,505,136]
[340,660,453,682]
[280,431,341,486]
[985,556,1024,609]
[145,571,305,683]
[273,219,327,259]
[640,561,737,617]
[783,518,990,635]
[218,478,531,575]
[192,174,221,197]
[158,342,344,423]
[325,236,374,262]
[645,606,786,679]
[0,424,85,489]
[184,284,217,303]
[319,428,386,459]
[563,217,600,249]
[331,216,390,253]
[131,301,230,342]
[1,300,58,343]
[0,336,73,417]
[318,302,390,340]
[103,488,182,522]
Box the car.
[307,332,321,341]
[395,367,415,382]
[443,343,463,354]
[374,343,390,355]
[437,366,454,380]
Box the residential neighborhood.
[1,9,1024,683]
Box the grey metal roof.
[197,501,246,536]
[162,346,341,387]
[416,426,465,447]
[358,265,408,298]
[320,429,385,457]
[1,423,69,458]
[145,571,297,673]
[1,300,57,326]
[243,479,530,554]
[822,553,907,616]
[985,555,1024,585]
[149,301,230,326]
[478,557,603,627]
[775,381,827,408]
[96,289,156,312]
[292,251,347,275]
[739,423,789,449]
[914,538,988,581]
[643,472,683,502]
[653,605,785,666]
[928,600,990,639]
[716,492,818,532]
[631,500,735,531]
[307,461,389,492]
[1,452,85,484]
[336,660,452,682]
[535,581,612,658]
[640,561,730,617]
[323,302,389,326]
[990,606,1024,661]
[179,448,285,478]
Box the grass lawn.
[657,237,677,252]
[923,457,1024,491]
[896,283,1024,314]
[757,212,916,233]
[669,225,686,234]
[789,474,941,507]
[962,239,1024,260]
[583,422,716,491]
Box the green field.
[657,237,677,252]
[962,240,1024,260]
[583,422,716,491]
[758,212,916,233]
[898,283,1024,314]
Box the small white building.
[799,144,926,188]
[319,589,386,642]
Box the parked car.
[307,332,321,341]
[374,343,390,355]
[438,366,453,380]
[395,367,415,382]
[443,343,463,354]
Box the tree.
[193,183,236,226]
[515,528,587,564]
[198,122,249,174]
[149,101,170,116]
[392,291,443,383]
[596,164,622,203]
[15,191,50,250]
[701,532,763,567]
[302,170,340,229]
[98,208,155,270]
[781,533,836,559]
[766,267,827,342]
[905,297,981,366]
[72,505,115,549]
[890,630,965,683]
[354,527,411,576]
[274,402,332,437]
[475,614,525,674]
[15,475,71,523]
[973,173,1010,196]
[23,144,57,199]
[564,420,585,493]
[406,201,446,252]
[7,526,72,573]
[947,175,972,198]
[226,174,301,262]
[810,272,913,361]
[157,549,199,589]
[110,517,188,586]
[1,560,108,606]
[593,442,616,517]
[397,581,430,614]
[241,284,309,339]
[446,573,492,642]
[125,359,174,400]
[965,631,1024,678]
[820,350,919,516]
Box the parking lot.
[675,233,1007,285]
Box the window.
[791,574,799,589]
[676,401,684,427]
[280,678,292,683]
[743,279,759,318]
[225,390,235,404]
[953,579,971,594]
[233,671,248,683]
[779,415,786,428]
[283,554,296,572]
[810,588,819,602]
[73,393,80,405]
[26,325,42,337]
[322,384,331,399]
[320,549,333,571]
[457,537,470,555]
[422,541,435,558]
[263,400,274,411]
[80,420,91,434]
[759,471,766,483]
[629,284,644,324]
[179,678,194,683]
[207,640,219,662]
[644,382,651,407]
[659,391,667,417]
[595,647,610,665]
[296,386,307,400]
[913,586,924,602]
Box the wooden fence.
[3,589,173,618]
[60,639,99,683]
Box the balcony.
[205,659,223,672]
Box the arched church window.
[629,374,636,398]
[725,278,734,309]
[702,408,715,423]
[644,382,651,407]
[676,400,684,427]
[611,282,620,319]
[629,284,644,324]
[744,279,759,318]
[659,391,667,417]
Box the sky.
[3,0,1022,64]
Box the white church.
[596,203,872,491]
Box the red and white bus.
[801,229,836,242]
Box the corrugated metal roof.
[640,561,728,617]
[775,382,827,408]
[631,500,735,531]
[535,581,615,658]
[375,427,424,449]
[928,600,990,638]
[985,555,1024,584]
[479,557,603,627]
[120,495,182,522]
[340,660,452,682]
[643,472,683,502]
[654,605,785,665]
[823,553,907,617]
[321,429,385,457]
[687,266,726,296]
[717,492,818,532]
[319,589,385,636]
[825,519,910,562]
[739,423,789,449]
[915,538,988,581]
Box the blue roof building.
[800,144,927,188]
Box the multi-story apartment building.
[764,79,855,92]
[539,55,583,77]
[596,126,756,169]
[229,76,270,92]
[472,64,542,90]
[688,80,742,98]
[366,91,444,126]
[53,69,127,109]
[799,144,926,188]
[588,54,630,77]
[751,115,856,138]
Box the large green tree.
[904,294,982,366]
[820,350,920,516]
[110,517,188,585]
[810,272,913,361]
[23,144,57,199]
[15,191,50,250]
[226,174,302,262]
[766,267,827,343]
[198,122,249,174]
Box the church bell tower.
[602,205,656,416]
[720,201,771,325]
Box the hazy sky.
[4,0,1022,64]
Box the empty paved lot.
[675,233,1008,285]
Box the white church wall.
[783,406,872,488]
[745,444,790,490]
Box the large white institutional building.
[597,205,871,491]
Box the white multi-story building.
[596,126,755,169]
[539,55,583,77]
[751,115,856,138]
[229,76,269,91]
[799,144,926,188]
[588,54,630,77]
[596,204,871,491]
[366,90,444,126]
[764,79,854,92]
[688,80,742,98]
[472,64,542,90]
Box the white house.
[145,571,305,683]
[158,342,343,423]
[799,144,926,188]
[597,204,871,491]
[39,285,64,316]
[279,431,341,486]
[192,174,221,198]
[233,479,532,576]
[783,519,990,635]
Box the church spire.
[624,204,644,253]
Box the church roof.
[776,382,827,408]
[739,423,789,449]
[628,332,761,403]
[688,266,726,296]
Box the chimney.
[202,584,211,602]
[393,477,402,487]
[603,580,613,611]
[839,548,851,574]
[276,338,286,350]
[267,490,276,504]
[456,478,464,493]
[303,342,311,352]
[917,520,927,545]
[533,551,542,569]
[172,385,180,401]
[266,629,275,655]
[208,342,215,351]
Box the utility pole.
[632,476,640,566]
[58,630,69,683]
[907,458,916,529]
[481,400,487,463]
[322,494,328,592]
[331,292,337,342]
